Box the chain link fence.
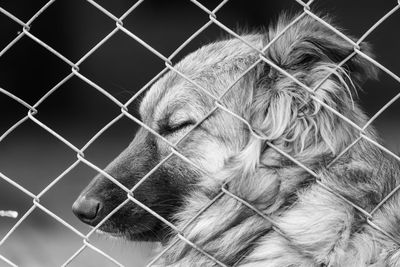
[1,0,400,266]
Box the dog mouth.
[96,220,167,242]
[95,229,125,239]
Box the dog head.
[72,13,377,248]
[72,35,262,241]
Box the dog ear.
[266,13,378,85]
[251,14,378,154]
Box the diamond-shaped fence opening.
[119,0,212,56]
[29,76,129,146]
[77,29,167,104]
[23,0,117,62]
[0,119,77,193]
[1,0,400,266]
[0,36,72,105]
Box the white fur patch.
[193,140,230,174]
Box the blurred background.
[0,0,399,266]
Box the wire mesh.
[0,0,400,266]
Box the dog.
[73,13,400,266]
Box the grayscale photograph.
[1,0,400,266]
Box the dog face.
[72,36,265,241]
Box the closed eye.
[162,120,196,135]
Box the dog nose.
[72,197,102,225]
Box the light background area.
[0,0,399,266]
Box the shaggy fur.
[73,13,400,266]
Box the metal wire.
[0,0,400,266]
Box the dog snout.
[72,196,103,225]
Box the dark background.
[0,0,399,266]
